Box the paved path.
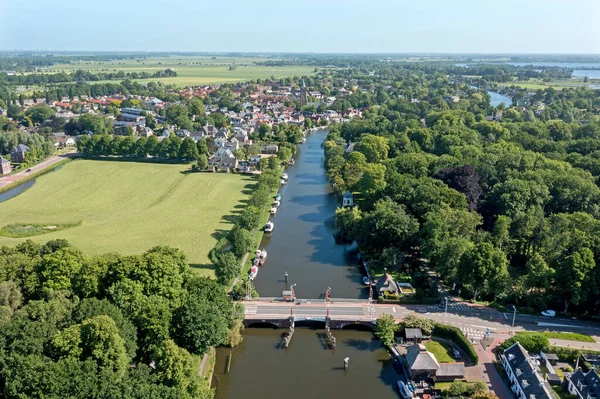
[549,338,600,350]
[0,152,76,188]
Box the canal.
[252,129,368,299]
[214,327,398,399]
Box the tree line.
[325,65,600,316]
[0,239,241,398]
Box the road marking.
[503,313,508,319]
[393,307,396,313]
[471,325,495,330]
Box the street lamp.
[512,306,517,329]
[444,297,448,325]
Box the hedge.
[549,346,600,364]
[433,324,478,364]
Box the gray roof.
[567,369,600,399]
[406,344,440,372]
[12,144,30,153]
[405,328,423,339]
[376,273,398,294]
[0,156,10,164]
[437,363,465,377]
[504,342,557,399]
[542,352,559,360]
[343,191,353,199]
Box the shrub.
[565,366,574,372]
[499,333,549,354]
[433,324,478,363]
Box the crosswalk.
[427,304,471,312]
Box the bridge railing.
[243,297,372,304]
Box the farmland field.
[0,159,254,277]
[40,56,316,86]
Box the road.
[0,152,76,188]
[243,300,600,340]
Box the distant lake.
[470,85,512,107]
[457,62,600,79]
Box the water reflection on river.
[214,327,398,399]
[253,130,367,299]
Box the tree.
[229,225,253,259]
[277,147,292,163]
[79,114,112,134]
[191,153,207,171]
[79,315,129,375]
[189,99,205,117]
[25,105,55,124]
[555,248,595,312]
[374,314,397,347]
[457,242,509,301]
[342,151,367,189]
[39,247,85,293]
[238,206,262,231]
[355,134,389,163]
[402,312,435,335]
[499,333,549,353]
[215,252,240,285]
[152,339,208,397]
[179,137,199,161]
[73,298,137,358]
[258,123,272,139]
[172,296,230,356]
[165,104,188,124]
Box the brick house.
[11,144,30,163]
[209,148,238,171]
[0,157,11,175]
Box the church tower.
[300,79,307,107]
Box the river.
[252,129,368,299]
[213,130,395,398]
[213,327,398,399]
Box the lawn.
[40,56,316,87]
[425,340,455,363]
[0,159,255,277]
[516,331,595,343]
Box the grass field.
[0,159,254,277]
[39,56,316,87]
[425,340,454,363]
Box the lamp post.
[444,297,448,325]
[512,306,517,329]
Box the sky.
[2,0,600,53]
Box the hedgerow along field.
[41,55,317,87]
[0,159,254,277]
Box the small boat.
[272,200,281,208]
[288,158,295,166]
[280,179,287,185]
[302,137,306,143]
[264,221,274,233]
[249,265,259,280]
[397,381,413,399]
[363,277,371,285]
[270,207,278,216]
[275,193,281,201]
[255,249,267,260]
[281,173,288,181]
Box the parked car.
[25,168,31,172]
[452,348,461,360]
[416,309,428,314]
[541,310,556,317]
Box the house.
[404,344,465,381]
[342,191,354,207]
[209,147,238,171]
[405,328,423,344]
[261,144,279,154]
[375,273,399,296]
[0,157,11,175]
[54,135,75,148]
[502,342,557,399]
[11,144,30,163]
[345,142,356,154]
[566,369,600,399]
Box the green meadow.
[0,160,254,277]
